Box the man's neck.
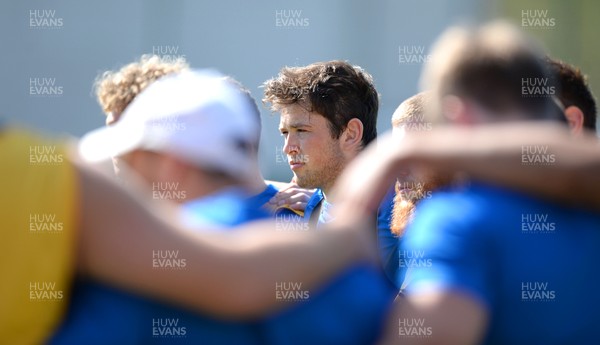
[319,151,359,203]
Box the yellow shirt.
[0,129,77,344]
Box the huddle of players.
[3,20,600,344]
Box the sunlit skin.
[115,150,238,204]
[278,104,346,196]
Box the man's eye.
[280,131,288,136]
[297,129,307,133]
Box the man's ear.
[340,118,364,152]
[564,105,584,136]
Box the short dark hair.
[262,60,379,148]
[547,57,597,131]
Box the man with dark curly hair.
[263,60,378,207]
[263,61,400,289]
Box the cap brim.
[78,124,142,162]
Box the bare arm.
[74,159,375,319]
[332,122,600,214]
[409,123,600,211]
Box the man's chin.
[295,180,310,189]
[294,177,318,190]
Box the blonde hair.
[391,92,431,128]
[95,55,189,121]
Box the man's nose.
[283,135,299,154]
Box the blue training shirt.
[303,188,325,225]
[401,182,600,344]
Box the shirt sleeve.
[0,128,78,344]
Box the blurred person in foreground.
[95,54,299,217]
[385,57,597,244]
[0,123,380,344]
[385,62,595,290]
[336,21,600,345]
[52,70,394,345]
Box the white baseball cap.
[79,69,260,178]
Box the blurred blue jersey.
[401,182,600,344]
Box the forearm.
[411,123,600,211]
[212,224,362,317]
